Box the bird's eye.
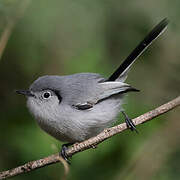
[43,91,51,99]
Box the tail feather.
[108,18,169,82]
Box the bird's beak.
[16,90,34,97]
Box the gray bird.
[16,18,168,162]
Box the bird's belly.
[35,98,122,143]
[36,118,76,142]
[36,109,119,143]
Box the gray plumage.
[16,18,168,144]
[27,73,133,142]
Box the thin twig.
[0,0,30,61]
[57,156,69,180]
[0,21,13,60]
[0,96,179,180]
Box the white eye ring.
[42,91,51,99]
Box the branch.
[0,96,180,179]
[0,0,30,61]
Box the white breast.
[27,96,123,143]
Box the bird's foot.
[60,143,73,164]
[122,111,138,133]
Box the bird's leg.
[121,111,138,133]
[60,143,73,164]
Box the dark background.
[0,0,180,179]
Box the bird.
[16,18,168,163]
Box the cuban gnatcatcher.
[16,18,168,163]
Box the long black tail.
[108,18,169,81]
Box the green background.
[0,0,180,179]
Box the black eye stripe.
[54,90,62,103]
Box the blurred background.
[0,0,180,179]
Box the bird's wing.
[98,81,139,100]
[73,81,139,110]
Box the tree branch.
[0,0,30,61]
[0,96,180,180]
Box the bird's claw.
[122,111,138,133]
[60,143,73,164]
